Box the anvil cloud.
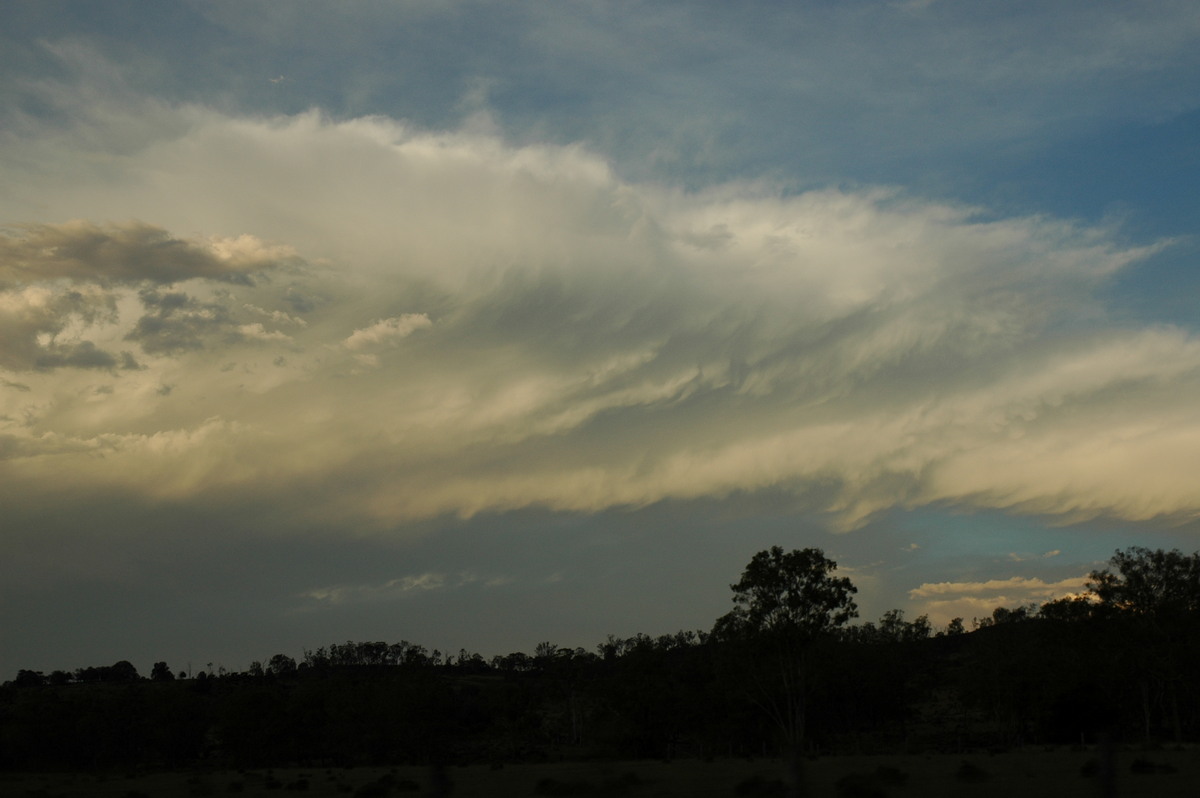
[3,109,1196,536]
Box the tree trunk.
[788,745,806,798]
[787,670,808,798]
[1170,684,1182,744]
[1140,679,1152,743]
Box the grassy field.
[4,747,1199,797]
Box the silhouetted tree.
[13,670,45,688]
[713,546,857,796]
[266,653,297,676]
[1089,547,1200,617]
[1037,595,1097,622]
[6,547,1198,773]
[716,547,858,639]
[1088,547,1200,742]
[112,660,140,682]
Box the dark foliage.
[734,774,788,796]
[955,760,990,782]
[2,546,1198,772]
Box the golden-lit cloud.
[0,221,303,372]
[343,314,432,350]
[0,220,299,286]
[2,105,1199,537]
[908,575,1091,626]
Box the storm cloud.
[2,108,1198,538]
[0,220,299,286]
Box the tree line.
[2,546,1198,772]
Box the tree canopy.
[715,545,858,640]
[1088,546,1200,617]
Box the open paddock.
[4,747,1199,798]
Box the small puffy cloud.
[235,323,292,343]
[343,314,432,350]
[0,221,300,286]
[244,304,307,327]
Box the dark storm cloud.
[0,220,303,368]
[0,220,299,286]
[125,288,233,354]
[33,340,121,371]
[0,283,118,371]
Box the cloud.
[0,219,306,371]
[343,314,432,350]
[244,304,307,327]
[235,323,292,343]
[1008,550,1061,562]
[126,289,232,354]
[909,576,1088,599]
[301,571,501,607]
[2,104,1199,539]
[0,220,299,286]
[908,575,1090,625]
[32,340,124,371]
[0,282,121,371]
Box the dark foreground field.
[5,748,1200,798]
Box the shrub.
[955,761,989,783]
[874,766,908,787]
[835,772,887,798]
[1130,758,1177,775]
[534,777,594,796]
[733,774,787,797]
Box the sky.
[3,0,1200,678]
